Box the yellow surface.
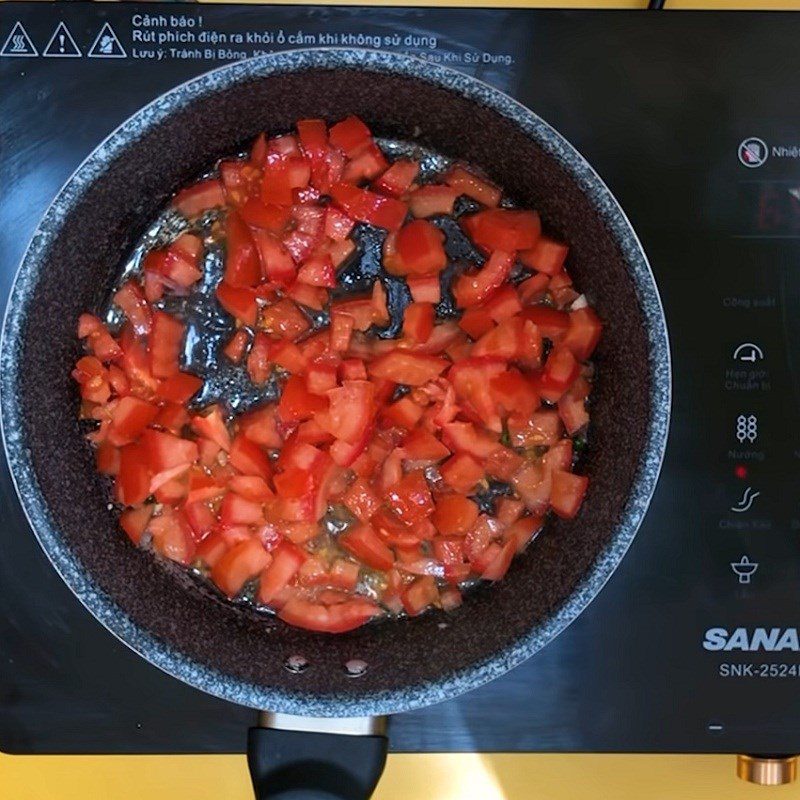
[4,0,800,798]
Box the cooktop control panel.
[2,3,800,755]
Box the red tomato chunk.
[73,115,599,635]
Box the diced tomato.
[480,539,516,581]
[452,250,514,309]
[250,228,295,287]
[216,283,258,327]
[342,478,381,523]
[472,316,542,365]
[259,298,310,341]
[223,211,261,288]
[408,184,458,218]
[78,315,122,362]
[219,492,265,527]
[182,500,217,540]
[382,396,423,430]
[389,220,447,276]
[157,372,203,405]
[223,329,251,363]
[239,405,282,448]
[278,374,327,424]
[343,142,389,183]
[407,274,441,305]
[109,396,159,445]
[432,494,479,536]
[485,446,525,482]
[517,273,550,304]
[496,497,525,525]
[550,470,589,519]
[444,166,501,207]
[95,440,120,475]
[519,234,569,276]
[340,523,395,571]
[339,358,367,382]
[297,254,336,288]
[190,406,231,452]
[212,539,270,598]
[119,504,154,544]
[173,178,225,217]
[537,345,580,402]
[403,302,435,345]
[508,409,563,448]
[402,428,450,463]
[368,351,448,386]
[462,209,541,252]
[489,369,539,417]
[504,515,542,552]
[149,512,195,565]
[330,183,407,231]
[440,452,484,494]
[520,305,570,340]
[374,159,419,197]
[558,381,590,435]
[458,306,494,340]
[448,357,506,433]
[142,429,198,474]
[315,380,374,445]
[401,575,439,616]
[562,307,603,361]
[246,332,272,385]
[240,198,291,233]
[116,441,152,506]
[442,422,500,460]
[114,280,152,337]
[229,434,272,481]
[329,115,372,156]
[278,597,380,633]
[512,461,552,515]
[385,470,434,526]
[149,311,184,379]
[258,542,306,604]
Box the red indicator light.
[734,464,748,480]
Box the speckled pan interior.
[0,50,670,717]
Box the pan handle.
[248,713,389,800]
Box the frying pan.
[0,49,670,799]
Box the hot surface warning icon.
[43,22,82,58]
[0,21,38,57]
[87,22,126,58]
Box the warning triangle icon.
[0,21,38,57]
[87,22,126,59]
[43,22,82,58]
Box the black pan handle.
[248,713,389,800]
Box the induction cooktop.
[2,2,800,760]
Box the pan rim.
[0,47,671,717]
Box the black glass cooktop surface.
[2,2,800,755]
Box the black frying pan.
[0,49,670,799]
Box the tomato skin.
[432,495,479,536]
[368,351,448,386]
[453,250,514,309]
[462,209,541,252]
[444,166,501,207]
[149,311,184,379]
[340,523,395,571]
[550,470,589,519]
